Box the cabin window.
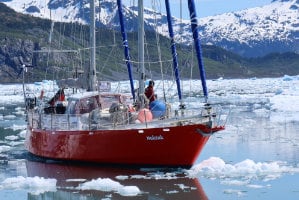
[67,96,100,115]
[100,95,121,109]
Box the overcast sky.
[123,0,273,18]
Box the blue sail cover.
[117,0,135,100]
[187,0,208,101]
[165,0,182,101]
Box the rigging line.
[180,0,182,40]
[179,0,183,92]
[98,0,101,27]
[123,59,173,64]
[77,49,84,76]
[143,33,152,79]
[151,0,167,102]
[68,23,75,78]
[55,22,66,78]
[70,22,78,61]
[78,44,118,51]
[189,43,194,100]
[45,8,54,80]
[33,50,79,53]
[78,23,85,72]
[98,43,117,77]
[164,79,180,101]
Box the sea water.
[0,76,298,199]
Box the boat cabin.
[65,92,131,115]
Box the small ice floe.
[275,88,283,95]
[5,135,19,141]
[282,75,293,81]
[5,135,23,146]
[8,141,24,147]
[0,176,57,195]
[11,124,26,131]
[118,186,141,197]
[76,178,141,197]
[130,174,147,179]
[3,115,16,120]
[147,171,177,180]
[0,145,11,153]
[14,107,25,115]
[66,178,87,182]
[166,190,179,194]
[175,183,197,191]
[220,179,249,186]
[19,130,27,138]
[223,189,246,197]
[115,175,129,180]
[247,184,270,189]
[187,157,299,183]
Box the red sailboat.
[23,0,225,168]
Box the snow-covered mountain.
[2,0,298,57]
[197,0,299,57]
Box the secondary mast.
[137,0,145,108]
[88,0,97,91]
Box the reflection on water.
[215,109,299,164]
[26,159,208,200]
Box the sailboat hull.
[25,124,223,167]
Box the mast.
[187,0,208,102]
[165,0,183,104]
[117,0,136,101]
[138,0,145,108]
[88,0,97,91]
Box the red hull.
[25,124,224,167]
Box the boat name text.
[146,135,164,141]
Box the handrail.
[27,105,228,131]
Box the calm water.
[0,78,299,199]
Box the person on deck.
[144,80,156,103]
[48,88,65,106]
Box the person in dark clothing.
[48,88,65,106]
[144,80,156,103]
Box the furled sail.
[188,0,208,102]
[165,0,182,103]
[117,0,136,101]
